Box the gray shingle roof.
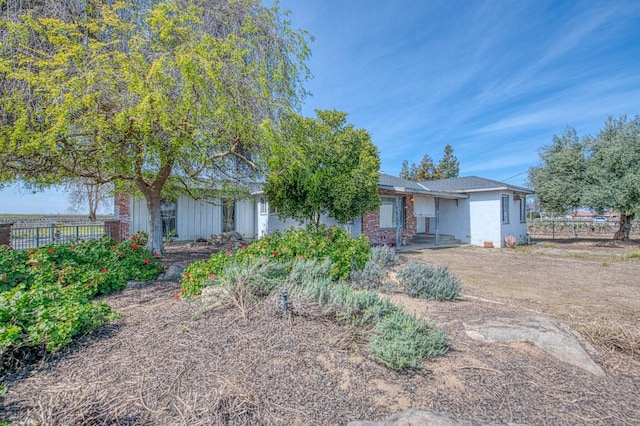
[418,176,533,194]
[378,174,468,199]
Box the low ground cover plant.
[397,261,461,301]
[0,237,163,355]
[193,247,450,370]
[350,245,398,290]
[181,225,370,297]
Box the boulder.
[348,408,508,425]
[159,263,187,281]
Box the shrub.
[504,235,517,248]
[181,225,370,297]
[368,245,399,268]
[351,246,398,290]
[199,260,288,318]
[368,309,450,370]
[0,237,162,355]
[287,259,450,369]
[398,261,461,301]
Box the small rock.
[126,280,154,289]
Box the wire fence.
[527,218,639,238]
[10,224,113,250]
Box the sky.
[1,0,639,214]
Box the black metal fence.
[10,224,111,250]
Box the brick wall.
[113,193,131,240]
[363,190,417,246]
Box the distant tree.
[64,179,113,221]
[528,115,640,240]
[434,144,460,179]
[399,160,417,180]
[0,0,310,254]
[415,154,436,181]
[400,145,459,181]
[264,110,381,228]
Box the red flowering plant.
[114,239,164,282]
[0,246,31,292]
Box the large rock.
[159,263,187,281]
[348,408,508,425]
[464,314,604,376]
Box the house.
[114,174,533,248]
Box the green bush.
[0,237,163,354]
[180,225,370,297]
[351,246,398,290]
[398,261,461,301]
[368,309,450,370]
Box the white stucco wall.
[500,195,528,245]
[267,212,361,238]
[468,192,502,247]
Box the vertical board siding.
[176,196,222,241]
[235,198,256,238]
[131,197,149,235]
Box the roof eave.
[377,184,468,199]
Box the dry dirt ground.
[2,237,639,425]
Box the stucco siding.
[500,194,528,245]
[267,213,360,237]
[468,192,501,247]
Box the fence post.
[0,223,13,248]
[104,220,123,242]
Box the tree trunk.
[614,213,634,241]
[145,190,165,255]
[136,180,166,255]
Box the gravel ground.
[1,239,639,425]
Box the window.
[501,194,509,224]
[519,198,527,223]
[160,201,177,238]
[269,203,278,215]
[222,199,235,232]
[379,196,405,229]
[259,197,267,215]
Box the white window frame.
[519,198,526,223]
[501,194,510,224]
[259,197,268,215]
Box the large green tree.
[528,115,640,240]
[264,110,381,228]
[0,0,310,254]
[527,128,586,217]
